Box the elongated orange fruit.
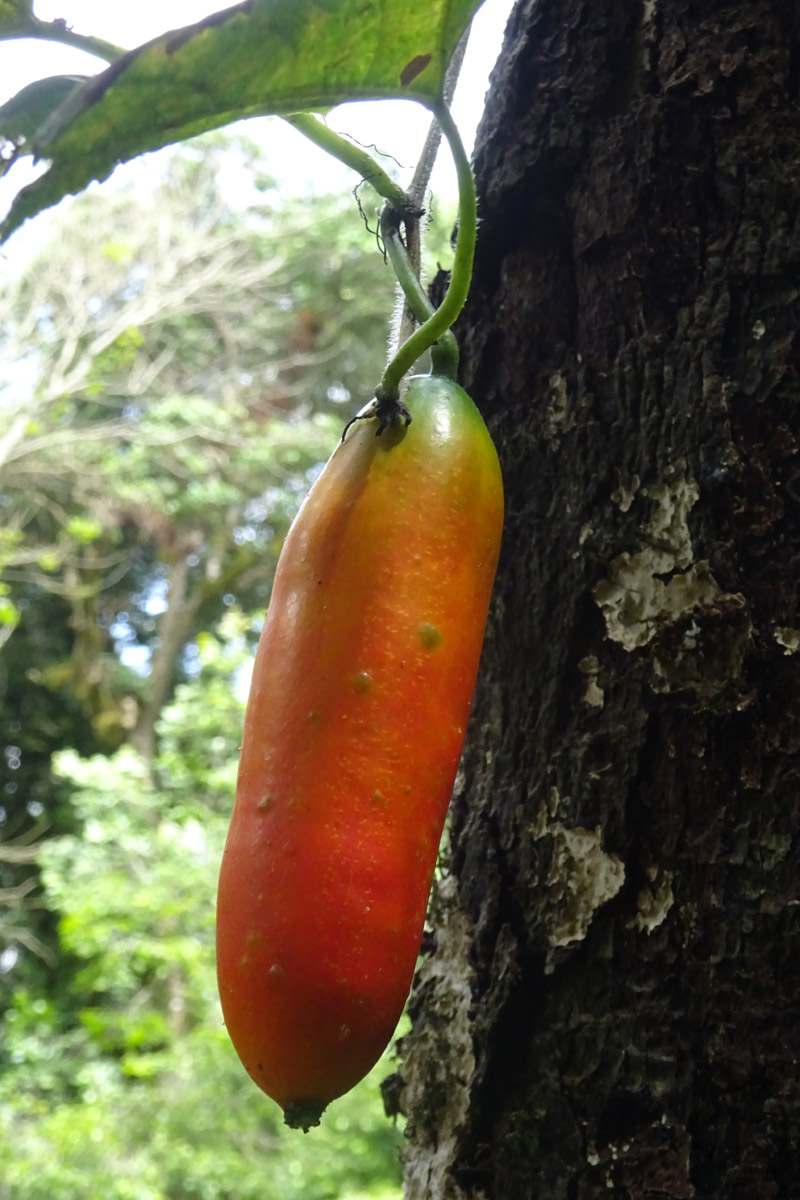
[216,373,503,1129]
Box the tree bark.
[398,1,800,1196]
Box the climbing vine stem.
[376,101,476,402]
[380,205,459,380]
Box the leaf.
[0,0,483,244]
[65,515,103,544]
[0,75,91,143]
[0,0,30,34]
[0,595,20,627]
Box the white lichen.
[640,474,699,569]
[531,785,569,841]
[595,558,722,652]
[578,655,605,708]
[774,626,800,655]
[634,869,674,934]
[543,824,625,949]
[593,467,724,651]
[610,473,640,513]
[543,371,576,441]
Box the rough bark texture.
[397,1,800,1197]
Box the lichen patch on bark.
[578,654,605,707]
[774,626,800,655]
[541,823,625,952]
[543,370,576,441]
[634,867,675,934]
[595,556,723,652]
[592,467,732,651]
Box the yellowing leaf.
[1,0,484,242]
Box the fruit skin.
[216,374,503,1126]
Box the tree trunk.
[130,552,202,762]
[398,1,800,1196]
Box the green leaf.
[0,0,30,34]
[0,595,20,626]
[0,0,483,243]
[65,515,103,544]
[0,75,91,143]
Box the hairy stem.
[380,206,459,380]
[395,30,471,350]
[377,103,476,401]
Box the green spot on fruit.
[353,670,372,694]
[419,622,443,651]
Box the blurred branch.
[0,823,56,963]
[0,920,57,965]
[0,821,50,863]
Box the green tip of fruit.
[282,1100,327,1132]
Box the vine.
[376,102,476,401]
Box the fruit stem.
[379,205,459,380]
[376,102,476,402]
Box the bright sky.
[0,0,514,243]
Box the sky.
[0,0,514,241]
